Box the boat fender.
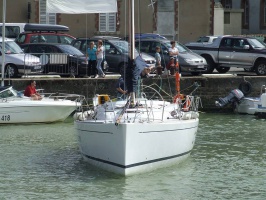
[239,81,252,95]
[182,96,191,112]
[73,112,88,121]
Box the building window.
[260,0,266,29]
[241,0,249,29]
[224,12,230,24]
[39,0,56,24]
[99,13,116,32]
[221,0,232,9]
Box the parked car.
[0,23,26,40]
[196,35,219,43]
[0,37,43,78]
[135,39,207,75]
[20,43,92,77]
[124,33,167,41]
[185,35,266,75]
[71,38,156,73]
[15,23,75,46]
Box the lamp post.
[1,0,6,86]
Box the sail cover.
[46,0,117,14]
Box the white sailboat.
[72,0,200,175]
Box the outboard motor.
[215,89,244,107]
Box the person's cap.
[170,57,175,60]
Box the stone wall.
[7,75,266,112]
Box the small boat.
[73,0,200,176]
[215,85,266,118]
[0,86,83,124]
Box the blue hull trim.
[83,150,192,169]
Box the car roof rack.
[24,23,69,33]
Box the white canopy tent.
[46,0,117,14]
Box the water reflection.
[0,114,265,199]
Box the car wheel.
[102,60,108,72]
[69,64,77,78]
[216,67,230,73]
[255,61,266,75]
[202,56,215,74]
[5,64,18,78]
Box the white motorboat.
[215,85,266,118]
[72,0,200,176]
[0,86,83,124]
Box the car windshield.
[58,44,84,56]
[247,38,266,48]
[109,40,139,54]
[0,41,23,54]
[162,41,190,53]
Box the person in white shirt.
[169,40,179,60]
[168,40,179,72]
[96,40,105,78]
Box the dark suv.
[135,39,207,75]
[71,38,156,73]
[20,43,89,77]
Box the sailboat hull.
[75,118,198,176]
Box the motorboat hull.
[75,117,198,176]
[0,99,80,123]
[235,97,260,115]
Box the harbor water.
[0,113,265,199]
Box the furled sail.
[46,0,117,14]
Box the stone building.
[218,0,266,35]
[0,0,217,43]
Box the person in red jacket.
[24,80,42,100]
[166,57,179,75]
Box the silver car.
[135,39,207,75]
[0,37,42,78]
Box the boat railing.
[41,92,85,102]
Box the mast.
[128,0,136,105]
[1,0,6,86]
[128,0,135,60]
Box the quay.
[7,74,266,112]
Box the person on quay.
[95,40,105,78]
[87,41,97,78]
[24,80,42,100]
[166,57,179,75]
[168,40,179,72]
[155,46,162,75]
[116,76,127,100]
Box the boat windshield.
[0,41,23,54]
[0,87,18,99]
[162,41,191,53]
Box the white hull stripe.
[82,150,192,169]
